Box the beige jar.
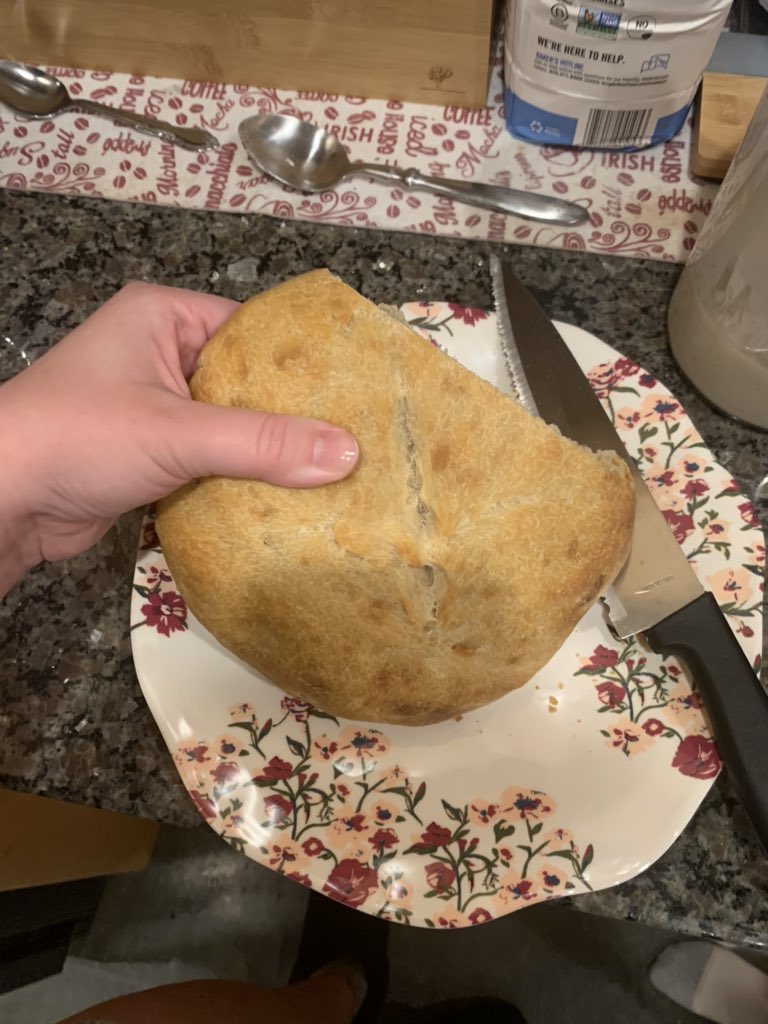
[668,84,768,430]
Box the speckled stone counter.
[1,188,766,947]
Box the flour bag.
[503,0,732,149]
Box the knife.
[490,256,768,853]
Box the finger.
[105,283,241,378]
[164,401,359,487]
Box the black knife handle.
[645,591,768,853]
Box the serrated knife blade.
[491,255,768,852]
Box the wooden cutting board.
[0,0,496,109]
[692,72,767,180]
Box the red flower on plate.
[369,827,398,855]
[140,518,160,550]
[140,590,187,636]
[254,756,294,783]
[642,718,666,737]
[681,479,708,500]
[596,681,626,708]
[322,858,379,908]
[425,861,456,893]
[302,837,325,857]
[672,735,721,780]
[416,822,453,849]
[448,303,488,326]
[189,790,217,821]
[587,645,620,670]
[281,695,312,721]
[286,871,313,888]
[662,509,695,544]
[739,501,759,529]
[211,762,240,786]
[468,907,493,926]
[264,794,293,825]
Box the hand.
[0,282,359,589]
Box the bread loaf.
[156,270,634,725]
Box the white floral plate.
[130,303,764,929]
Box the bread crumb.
[548,696,559,714]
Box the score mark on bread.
[156,270,635,726]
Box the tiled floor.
[0,821,747,1023]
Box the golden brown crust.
[156,270,635,725]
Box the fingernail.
[312,429,359,478]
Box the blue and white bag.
[503,0,732,149]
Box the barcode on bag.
[583,107,652,147]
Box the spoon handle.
[354,163,588,227]
[73,98,218,152]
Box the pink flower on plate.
[501,788,556,821]
[665,683,707,735]
[539,827,577,854]
[468,799,500,826]
[494,869,541,908]
[385,880,412,908]
[334,726,391,776]
[327,810,372,852]
[587,362,621,400]
[613,406,641,432]
[536,861,569,893]
[266,838,309,872]
[447,303,488,326]
[322,858,379,908]
[645,466,677,498]
[370,799,400,826]
[179,743,210,764]
[140,589,187,636]
[216,735,244,758]
[672,735,721,779]
[706,567,754,606]
[378,764,409,788]
[640,393,685,423]
[604,717,653,756]
[228,702,255,718]
[311,734,339,762]
[706,519,729,542]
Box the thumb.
[167,400,359,487]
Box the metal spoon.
[0,61,218,151]
[239,113,589,226]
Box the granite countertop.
[1,187,766,947]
